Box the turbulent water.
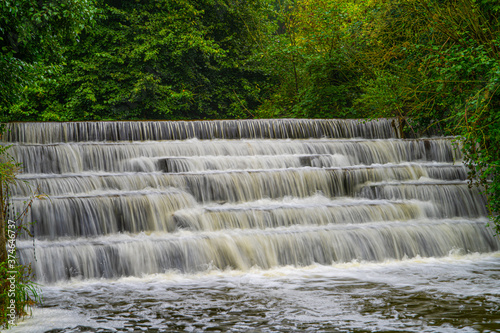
[3,119,500,332]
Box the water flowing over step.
[3,118,498,283]
[3,118,400,143]
[9,137,459,174]
[16,220,497,282]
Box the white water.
[3,119,499,332]
[7,254,500,332]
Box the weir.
[3,118,499,283]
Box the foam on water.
[7,252,500,332]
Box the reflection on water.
[9,253,500,333]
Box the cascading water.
[4,119,500,333]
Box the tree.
[353,0,500,231]
[0,0,97,120]
[12,0,273,121]
[254,0,366,118]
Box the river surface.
[7,252,500,332]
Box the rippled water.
[8,253,500,333]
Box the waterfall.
[3,118,498,283]
[3,118,400,143]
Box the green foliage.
[11,0,272,121]
[0,0,97,120]
[352,0,500,230]
[262,0,498,229]
[254,0,369,119]
[292,54,361,118]
[0,257,40,329]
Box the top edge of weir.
[1,118,402,143]
[2,118,389,123]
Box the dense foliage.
[255,0,366,118]
[0,0,97,120]
[8,0,273,120]
[255,0,499,232]
[353,0,500,232]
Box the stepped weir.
[4,119,500,332]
